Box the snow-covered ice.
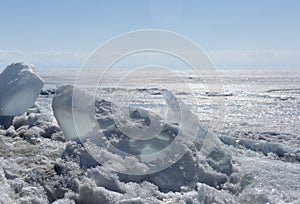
[0,69,299,203]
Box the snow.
[0,158,15,204]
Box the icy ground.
[0,70,299,203]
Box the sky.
[0,0,299,70]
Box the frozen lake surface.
[0,69,299,203]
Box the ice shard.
[52,85,98,141]
[0,62,44,127]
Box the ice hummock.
[52,85,234,193]
[0,62,44,117]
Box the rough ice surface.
[0,70,299,203]
[53,85,233,187]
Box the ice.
[0,62,44,116]
[0,158,15,204]
[220,135,289,157]
[0,70,299,203]
[0,62,44,128]
[52,85,78,141]
[52,85,234,193]
[52,85,97,141]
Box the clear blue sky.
[0,0,299,70]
